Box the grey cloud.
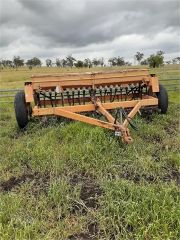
[2,0,179,46]
[0,0,179,60]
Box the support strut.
[95,98,133,143]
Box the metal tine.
[37,92,41,107]
[110,84,113,102]
[66,88,71,106]
[128,84,134,100]
[38,90,45,107]
[52,90,56,106]
[120,85,123,101]
[72,88,75,105]
[133,84,138,100]
[95,86,98,100]
[115,85,120,101]
[125,86,128,101]
[142,84,148,95]
[88,87,92,99]
[104,85,108,103]
[131,84,136,100]
[114,84,119,101]
[90,87,93,96]
[140,84,143,99]
[128,84,133,96]
[43,90,46,107]
[138,83,141,99]
[92,87,96,101]
[54,86,60,106]
[134,83,140,100]
[54,91,57,107]
[61,91,64,106]
[109,85,113,102]
[111,84,117,102]
[82,87,86,105]
[99,85,103,102]
[78,87,81,105]
[49,90,53,107]
[69,88,73,106]
[93,86,97,97]
[89,87,96,103]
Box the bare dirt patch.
[68,173,103,239]
[119,171,156,183]
[68,232,92,240]
[68,221,99,240]
[70,172,103,213]
[0,173,34,192]
[163,168,180,184]
[164,123,178,136]
[108,166,180,185]
[119,169,180,184]
[0,171,50,195]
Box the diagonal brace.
[123,101,141,128]
[53,108,119,130]
[95,98,132,143]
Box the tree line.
[0,52,180,69]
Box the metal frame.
[23,69,160,143]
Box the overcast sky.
[0,0,180,63]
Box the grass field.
[0,65,180,239]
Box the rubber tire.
[156,84,168,114]
[14,91,29,128]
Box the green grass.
[0,65,180,239]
